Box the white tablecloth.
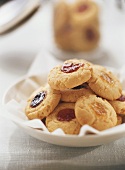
[1,52,125,170]
[0,1,125,169]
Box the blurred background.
[0,0,125,78]
[0,1,125,168]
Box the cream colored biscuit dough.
[109,91,125,115]
[46,103,81,135]
[48,59,92,90]
[61,83,94,102]
[25,84,61,120]
[75,94,117,131]
[88,65,122,100]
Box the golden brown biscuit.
[88,65,122,100]
[109,91,125,115]
[25,85,61,120]
[48,59,92,90]
[46,103,81,135]
[61,83,94,102]
[75,94,117,131]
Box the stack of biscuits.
[54,0,100,52]
[25,59,125,135]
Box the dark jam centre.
[77,4,88,12]
[117,95,125,102]
[61,62,84,73]
[57,109,75,121]
[72,83,88,89]
[30,91,47,108]
[86,28,95,41]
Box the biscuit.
[61,83,94,102]
[109,91,125,115]
[75,94,117,131]
[54,1,69,33]
[69,24,100,52]
[48,59,92,90]
[25,85,61,120]
[116,115,122,126]
[80,59,93,66]
[46,103,81,135]
[53,0,100,52]
[70,0,100,52]
[122,115,125,123]
[88,65,122,100]
[53,1,73,50]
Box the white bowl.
[2,70,125,147]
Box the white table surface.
[0,1,125,169]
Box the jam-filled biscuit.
[88,65,122,100]
[25,85,61,120]
[70,0,100,52]
[109,91,125,115]
[53,0,100,52]
[61,83,94,102]
[70,0,99,27]
[48,59,92,90]
[75,94,117,131]
[46,103,81,135]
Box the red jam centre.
[57,109,75,121]
[117,95,125,102]
[61,62,84,73]
[86,28,95,41]
[77,4,88,12]
[30,91,47,108]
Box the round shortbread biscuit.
[75,94,117,131]
[25,85,61,120]
[109,91,125,115]
[61,83,94,102]
[48,59,92,90]
[46,103,81,135]
[88,65,122,100]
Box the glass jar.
[53,0,100,52]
